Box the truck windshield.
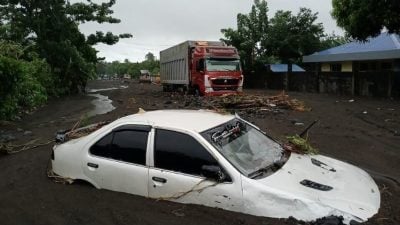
[206,59,240,72]
[201,119,283,178]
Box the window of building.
[154,129,218,177]
[381,62,392,71]
[330,63,342,72]
[90,130,148,165]
[359,62,368,71]
[369,62,377,71]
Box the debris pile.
[56,121,110,143]
[209,92,309,112]
[285,135,318,155]
[180,92,310,113]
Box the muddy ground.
[0,80,399,225]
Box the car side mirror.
[201,165,227,182]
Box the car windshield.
[201,119,283,178]
[206,58,240,72]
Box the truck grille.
[212,79,239,85]
[212,87,238,91]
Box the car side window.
[90,130,148,165]
[111,130,148,165]
[154,129,218,177]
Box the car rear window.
[90,130,148,165]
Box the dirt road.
[0,80,399,225]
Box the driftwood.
[207,92,309,112]
[0,139,54,154]
[46,160,74,184]
[56,121,110,143]
[180,91,310,113]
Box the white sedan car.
[51,110,380,224]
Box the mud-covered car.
[50,110,380,224]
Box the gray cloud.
[76,0,342,62]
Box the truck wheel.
[162,85,168,92]
[182,86,188,95]
[194,88,200,97]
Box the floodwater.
[87,85,128,93]
[87,93,116,116]
[85,85,128,116]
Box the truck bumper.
[204,87,243,96]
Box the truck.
[160,41,243,96]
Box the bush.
[0,42,50,120]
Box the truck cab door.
[191,58,206,93]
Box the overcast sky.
[77,0,343,62]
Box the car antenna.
[299,120,318,138]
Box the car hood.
[252,153,380,222]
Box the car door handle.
[152,176,167,183]
[87,162,99,168]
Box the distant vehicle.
[51,110,379,224]
[139,70,151,83]
[160,41,243,96]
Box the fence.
[244,71,400,98]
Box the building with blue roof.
[302,33,400,97]
[304,33,400,64]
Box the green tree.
[221,0,268,71]
[319,33,349,50]
[332,0,400,40]
[264,8,324,63]
[0,41,49,119]
[97,58,160,79]
[0,0,132,93]
[145,52,155,62]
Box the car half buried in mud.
[50,110,380,224]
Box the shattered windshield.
[206,58,240,72]
[201,119,283,178]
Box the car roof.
[116,109,235,132]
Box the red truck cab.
[191,43,243,96]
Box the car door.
[83,125,151,197]
[148,128,243,212]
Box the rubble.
[176,91,310,114]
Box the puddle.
[87,94,116,116]
[87,85,128,93]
